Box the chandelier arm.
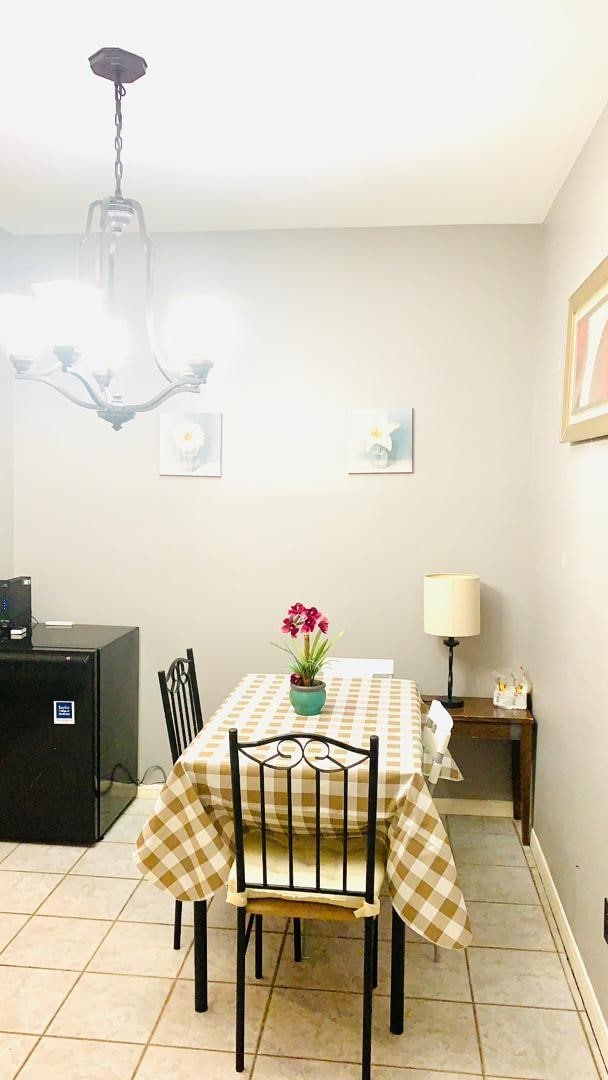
[15,373,99,411]
[36,361,63,378]
[127,198,175,385]
[63,369,112,409]
[126,379,204,414]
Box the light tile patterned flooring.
[0,797,606,1079]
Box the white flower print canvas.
[159,412,222,476]
[348,408,413,473]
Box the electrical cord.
[99,762,167,795]
[137,764,168,785]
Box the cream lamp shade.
[424,574,480,638]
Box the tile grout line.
[576,1008,606,1080]
[3,847,100,1078]
[0,915,33,956]
[10,853,82,1078]
[458,814,548,1080]
[453,815,603,1080]
[6,845,145,1079]
[73,857,178,1076]
[252,1054,487,1076]
[82,863,178,1079]
[127,959,174,1079]
[133,896,208,1076]
[250,1058,490,1075]
[527,856,569,954]
[557,950,585,1011]
[0,814,147,1076]
[129,891,258,1078]
[464,946,487,1079]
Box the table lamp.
[424,573,480,708]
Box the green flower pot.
[289,681,327,716]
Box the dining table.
[135,672,472,1031]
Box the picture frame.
[347,408,413,474]
[562,254,608,443]
[159,412,222,476]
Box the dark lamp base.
[436,695,464,709]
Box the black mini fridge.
[0,624,139,844]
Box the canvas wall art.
[562,254,608,443]
[159,412,222,476]
[348,408,413,473]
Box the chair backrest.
[229,729,379,904]
[324,657,394,677]
[422,699,453,787]
[158,648,203,764]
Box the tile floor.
[0,798,606,1079]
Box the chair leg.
[255,914,264,979]
[390,907,405,1035]
[193,900,208,1013]
[372,916,378,989]
[300,918,309,959]
[236,906,247,1073]
[293,917,302,962]
[362,917,375,1080]
[433,943,440,963]
[173,900,182,951]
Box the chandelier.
[0,48,217,431]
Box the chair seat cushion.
[227,828,387,917]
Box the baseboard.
[531,829,608,1069]
[434,798,513,817]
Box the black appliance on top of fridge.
[0,624,139,844]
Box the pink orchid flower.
[273,603,341,688]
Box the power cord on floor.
[99,762,167,795]
[136,764,168,785]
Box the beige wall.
[0,229,14,574]
[531,105,608,1021]
[10,225,541,775]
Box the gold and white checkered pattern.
[135,673,472,949]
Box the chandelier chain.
[114,80,126,197]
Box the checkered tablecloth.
[135,674,472,949]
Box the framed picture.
[562,254,608,443]
[348,408,413,473]
[159,412,222,476]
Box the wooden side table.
[422,696,535,845]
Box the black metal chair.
[158,649,208,1012]
[229,729,383,1080]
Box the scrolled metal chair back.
[158,648,203,764]
[229,729,379,905]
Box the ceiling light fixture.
[0,47,215,431]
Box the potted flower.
[272,603,343,716]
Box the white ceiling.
[3,0,608,234]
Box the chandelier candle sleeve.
[423,573,480,708]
